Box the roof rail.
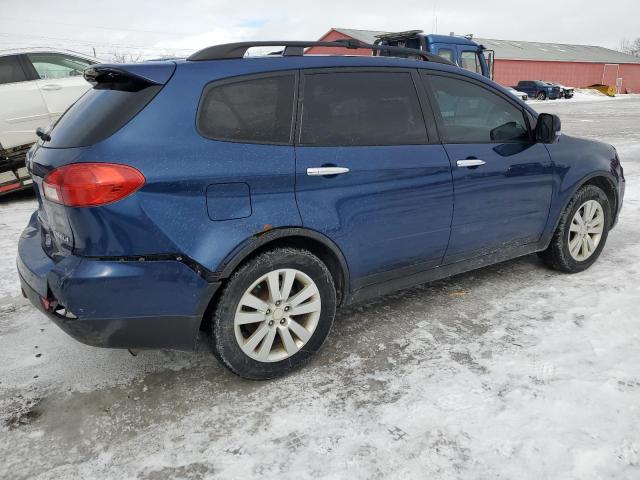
[186,39,453,65]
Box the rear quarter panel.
[64,60,302,272]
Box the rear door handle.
[41,84,62,91]
[456,159,486,168]
[306,167,350,176]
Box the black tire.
[536,91,547,100]
[209,247,337,380]
[538,185,611,273]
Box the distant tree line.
[620,38,640,56]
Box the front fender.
[541,135,622,245]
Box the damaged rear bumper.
[17,213,220,351]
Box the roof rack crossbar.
[186,40,453,65]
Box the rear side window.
[0,56,28,85]
[437,49,454,63]
[45,85,161,148]
[198,74,296,144]
[300,71,427,146]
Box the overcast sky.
[1,0,638,59]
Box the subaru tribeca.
[17,40,625,379]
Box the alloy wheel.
[568,199,605,261]
[234,268,322,362]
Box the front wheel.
[536,91,547,100]
[539,185,611,273]
[209,248,337,379]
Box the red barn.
[308,28,640,93]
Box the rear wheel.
[209,248,337,379]
[536,91,547,100]
[539,185,610,273]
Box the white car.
[505,87,528,101]
[0,48,97,195]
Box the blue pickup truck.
[513,80,562,100]
[373,30,493,79]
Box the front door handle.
[306,167,350,176]
[41,84,62,91]
[456,159,486,168]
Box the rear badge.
[51,230,71,245]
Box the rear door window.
[0,55,28,85]
[198,73,296,144]
[26,53,93,80]
[427,74,530,143]
[299,71,427,146]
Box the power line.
[0,16,196,37]
[0,32,195,53]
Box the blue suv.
[17,40,625,379]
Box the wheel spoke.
[280,270,296,301]
[243,323,269,352]
[288,284,318,308]
[235,311,265,325]
[257,327,277,360]
[279,327,299,355]
[588,202,598,222]
[588,216,603,230]
[569,222,581,233]
[581,237,589,257]
[290,299,321,317]
[240,293,269,313]
[585,234,596,253]
[569,234,582,253]
[288,319,311,343]
[266,271,281,303]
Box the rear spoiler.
[83,62,176,91]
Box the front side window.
[198,74,295,144]
[27,53,93,79]
[300,71,427,146]
[460,51,483,75]
[429,75,530,143]
[0,55,28,85]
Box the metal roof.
[476,38,640,64]
[331,28,640,65]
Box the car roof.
[0,47,102,63]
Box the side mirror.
[535,113,561,143]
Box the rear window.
[44,85,161,148]
[197,73,296,144]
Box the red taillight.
[43,163,145,207]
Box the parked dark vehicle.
[514,80,561,100]
[17,40,625,379]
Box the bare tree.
[620,37,640,56]
[108,51,144,63]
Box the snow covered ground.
[0,96,639,480]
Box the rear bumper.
[17,213,220,351]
